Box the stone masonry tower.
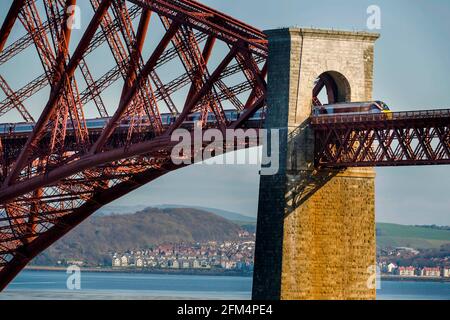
[252,28,379,300]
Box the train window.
[371,107,382,113]
[15,125,33,132]
[249,110,260,120]
[87,121,103,128]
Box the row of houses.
[112,254,253,270]
[386,263,450,278]
[112,256,212,269]
[111,241,255,271]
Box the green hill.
[376,223,450,249]
[33,208,243,266]
[32,208,450,266]
[153,205,256,223]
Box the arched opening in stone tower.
[311,71,351,108]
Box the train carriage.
[313,101,391,116]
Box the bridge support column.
[252,28,379,300]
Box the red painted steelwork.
[313,109,450,167]
[0,0,268,289]
[0,0,449,292]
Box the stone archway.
[312,71,352,106]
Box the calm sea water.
[0,270,448,300]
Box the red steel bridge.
[0,0,449,290]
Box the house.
[398,266,415,277]
[135,258,144,268]
[221,261,235,270]
[146,259,158,268]
[192,260,201,269]
[421,267,441,277]
[172,260,180,269]
[112,257,121,267]
[182,261,190,269]
[120,255,128,267]
[443,268,450,278]
[66,260,84,266]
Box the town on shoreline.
[25,265,253,277]
[378,246,450,281]
[24,265,450,282]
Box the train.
[0,109,264,135]
[0,101,391,135]
[312,101,391,116]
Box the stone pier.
[252,28,379,300]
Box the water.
[377,280,449,300]
[1,270,449,300]
[1,270,252,300]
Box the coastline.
[25,265,253,277]
[24,267,450,282]
[381,275,450,283]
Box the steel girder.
[0,0,267,289]
[313,109,450,167]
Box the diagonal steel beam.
[0,75,34,122]
[0,0,26,52]
[167,44,240,135]
[5,0,114,186]
[90,20,181,154]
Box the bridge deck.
[312,109,450,167]
[311,108,450,127]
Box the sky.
[2,0,450,225]
[111,0,450,225]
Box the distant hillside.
[95,204,257,223]
[95,205,147,216]
[152,204,256,223]
[33,208,243,266]
[376,223,450,249]
[235,222,257,234]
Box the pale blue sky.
[1,1,450,225]
[112,0,450,225]
[110,0,450,225]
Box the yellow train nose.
[382,109,393,119]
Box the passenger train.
[0,101,391,135]
[0,109,264,135]
[312,101,391,116]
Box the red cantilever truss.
[0,0,267,289]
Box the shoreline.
[25,265,253,277]
[381,275,450,283]
[24,267,450,282]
